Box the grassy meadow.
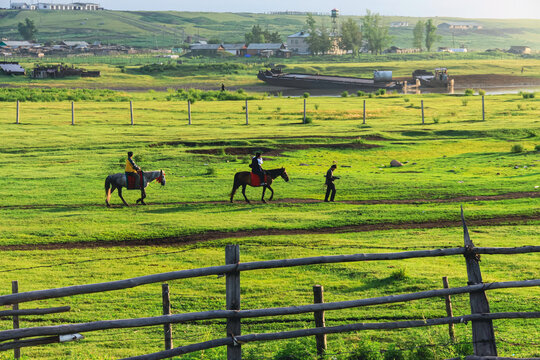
[0,91,538,359]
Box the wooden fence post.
[313,285,327,357]
[461,207,497,356]
[188,100,191,125]
[162,283,173,350]
[130,101,134,125]
[226,245,241,360]
[482,96,485,121]
[12,281,20,359]
[421,100,425,124]
[442,276,456,343]
[16,100,20,124]
[245,100,249,125]
[71,102,75,125]
[303,98,306,124]
[363,99,366,124]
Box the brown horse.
[230,168,289,204]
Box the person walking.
[324,164,339,202]
[249,152,266,186]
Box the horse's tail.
[105,175,112,203]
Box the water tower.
[331,8,339,35]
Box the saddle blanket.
[126,173,142,190]
[251,172,267,187]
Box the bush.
[166,88,258,102]
[303,92,310,98]
[375,88,387,96]
[383,345,406,360]
[341,91,349,98]
[314,104,320,110]
[276,107,281,112]
[403,97,410,103]
[368,93,374,98]
[461,99,469,106]
[477,89,486,96]
[357,90,366,97]
[535,144,540,152]
[390,268,408,280]
[409,346,435,360]
[0,88,131,102]
[521,92,536,99]
[511,144,524,153]
[433,116,440,124]
[205,167,216,176]
[464,88,474,96]
[303,116,313,124]
[274,340,315,360]
[348,341,382,360]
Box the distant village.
[8,2,102,11]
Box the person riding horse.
[125,151,145,195]
[250,152,266,186]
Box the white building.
[287,31,310,55]
[12,2,101,10]
[10,3,37,9]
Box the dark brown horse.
[230,168,289,204]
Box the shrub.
[521,92,536,99]
[433,116,440,124]
[409,346,435,360]
[383,345,405,360]
[217,148,226,156]
[376,88,387,96]
[258,105,262,110]
[341,91,349,98]
[236,88,245,94]
[303,92,310,98]
[205,167,216,176]
[461,99,469,106]
[535,144,540,152]
[303,116,313,124]
[348,341,382,360]
[477,89,486,96]
[403,97,410,103]
[276,107,281,112]
[166,89,257,102]
[511,144,524,153]
[0,88,131,102]
[314,104,320,110]
[274,340,315,360]
[357,90,366,97]
[464,88,474,96]
[390,268,408,280]
[368,93,374,98]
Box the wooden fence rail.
[119,312,540,360]
[1,279,538,342]
[1,246,538,306]
[0,306,70,317]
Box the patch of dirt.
[185,143,379,156]
[1,213,537,251]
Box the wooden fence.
[0,211,538,359]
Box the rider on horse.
[125,151,145,193]
[250,152,266,186]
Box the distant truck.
[413,68,451,88]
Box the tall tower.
[331,8,339,36]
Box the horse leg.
[136,189,147,205]
[106,186,116,207]
[230,177,240,203]
[261,186,267,204]
[242,184,250,204]
[267,185,274,201]
[118,188,129,207]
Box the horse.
[105,170,166,207]
[230,168,289,204]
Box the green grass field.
[0,92,538,359]
[1,10,540,50]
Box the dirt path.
[1,213,537,251]
[1,191,537,210]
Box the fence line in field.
[8,95,496,126]
[0,211,538,359]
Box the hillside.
[0,10,539,50]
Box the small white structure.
[10,3,37,9]
[12,2,101,10]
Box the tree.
[18,17,37,41]
[304,14,332,55]
[425,19,440,51]
[340,18,362,56]
[244,25,282,45]
[361,10,391,54]
[412,20,425,50]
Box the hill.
[0,10,539,50]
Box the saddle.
[126,172,143,190]
[250,172,267,187]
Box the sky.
[2,0,540,19]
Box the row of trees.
[242,11,440,56]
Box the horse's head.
[156,170,166,186]
[280,167,289,182]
